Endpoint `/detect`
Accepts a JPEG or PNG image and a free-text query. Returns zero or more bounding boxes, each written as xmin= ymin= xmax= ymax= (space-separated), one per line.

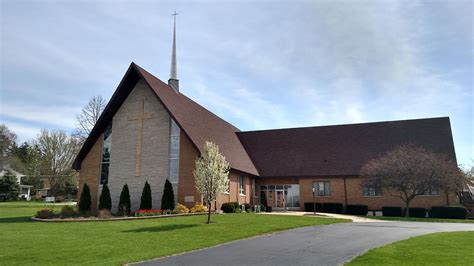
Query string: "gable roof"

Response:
xmin=237 ymin=117 xmax=457 ymax=177
xmin=73 ymin=63 xmax=259 ymax=176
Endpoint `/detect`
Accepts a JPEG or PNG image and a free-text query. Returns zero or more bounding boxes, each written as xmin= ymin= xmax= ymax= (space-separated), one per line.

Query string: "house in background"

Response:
xmin=0 ymin=167 xmax=33 ymax=200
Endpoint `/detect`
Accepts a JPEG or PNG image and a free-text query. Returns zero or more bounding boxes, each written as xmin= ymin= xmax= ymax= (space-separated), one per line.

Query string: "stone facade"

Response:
xmin=108 ymin=79 xmax=171 ymax=211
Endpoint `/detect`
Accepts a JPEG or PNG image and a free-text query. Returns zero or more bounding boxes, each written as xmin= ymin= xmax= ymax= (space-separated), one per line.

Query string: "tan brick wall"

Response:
xmin=78 ymin=134 xmax=103 ymax=214
xmin=108 ymin=79 xmax=171 ymax=211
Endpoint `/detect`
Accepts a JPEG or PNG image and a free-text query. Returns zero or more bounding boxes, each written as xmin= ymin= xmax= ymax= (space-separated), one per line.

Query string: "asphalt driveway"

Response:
xmin=135 ymin=221 xmax=474 ymax=266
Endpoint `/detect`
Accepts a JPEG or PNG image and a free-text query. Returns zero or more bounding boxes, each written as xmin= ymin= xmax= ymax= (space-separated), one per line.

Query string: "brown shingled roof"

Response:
xmin=237 ymin=117 xmax=456 ymax=177
xmin=73 ymin=63 xmax=259 ymax=176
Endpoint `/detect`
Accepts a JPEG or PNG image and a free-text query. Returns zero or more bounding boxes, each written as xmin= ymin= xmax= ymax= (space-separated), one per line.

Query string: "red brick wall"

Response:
xmin=177 ymin=133 xmax=253 ymax=210
xmin=77 ymin=134 xmax=103 ymax=214
xmin=256 ymin=176 xmax=458 ymax=210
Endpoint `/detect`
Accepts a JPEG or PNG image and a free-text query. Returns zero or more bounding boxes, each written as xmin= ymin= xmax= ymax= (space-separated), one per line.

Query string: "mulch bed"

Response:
xmin=31 ymin=212 xmax=209 ymax=222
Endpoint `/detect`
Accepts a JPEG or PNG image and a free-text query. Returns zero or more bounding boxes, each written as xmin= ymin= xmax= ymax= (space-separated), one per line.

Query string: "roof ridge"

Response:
xmin=238 ymin=116 xmax=450 ymax=134
xmin=132 ymin=63 xmax=241 ymax=132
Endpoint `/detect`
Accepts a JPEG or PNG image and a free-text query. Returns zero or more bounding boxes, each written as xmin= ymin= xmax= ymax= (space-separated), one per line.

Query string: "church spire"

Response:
xmin=168 ymin=11 xmax=179 ymax=92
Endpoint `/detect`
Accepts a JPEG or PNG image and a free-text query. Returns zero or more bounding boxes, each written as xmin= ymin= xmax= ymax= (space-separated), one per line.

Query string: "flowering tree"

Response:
xmin=193 ymin=141 xmax=230 ymax=224
xmin=361 ymin=145 xmax=470 ymax=216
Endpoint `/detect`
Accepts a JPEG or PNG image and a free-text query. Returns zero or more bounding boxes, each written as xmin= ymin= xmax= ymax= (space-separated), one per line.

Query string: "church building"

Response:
xmin=72 ymin=19 xmax=458 ymax=213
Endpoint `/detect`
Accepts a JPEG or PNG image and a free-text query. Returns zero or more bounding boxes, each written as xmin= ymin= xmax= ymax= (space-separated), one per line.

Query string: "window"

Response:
xmin=363 ymin=183 xmax=383 ymax=197
xmin=313 ymin=181 xmax=331 ymax=196
xmin=252 ymin=179 xmax=257 ymax=197
xmin=100 ymin=123 xmax=112 ymax=185
xmin=169 ymin=119 xmax=180 ymax=183
xmin=239 ymin=176 xmax=245 ymax=195
xmin=420 ymin=189 xmax=438 ymax=196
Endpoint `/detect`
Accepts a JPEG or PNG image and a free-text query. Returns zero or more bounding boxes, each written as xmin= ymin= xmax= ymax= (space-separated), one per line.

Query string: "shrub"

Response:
xmin=140 ymin=181 xmax=152 ymax=210
xmin=259 ymin=203 xmax=265 ymax=212
xmin=60 ymin=205 xmax=76 ymax=217
xmin=244 ymin=203 xmax=251 ymax=212
xmin=98 ymin=184 xmax=112 ymax=210
xmin=36 ymin=209 xmax=54 ymax=219
xmin=174 ymin=203 xmax=189 ymax=214
xmin=161 ymin=179 xmax=175 ymax=211
xmin=322 ymin=203 xmax=343 ymax=214
xmin=346 ymin=204 xmax=368 ymax=215
xmin=430 ymin=206 xmax=467 ymax=219
xmin=135 ymin=209 xmax=162 ymax=217
xmin=98 ymin=209 xmax=112 ymax=219
xmin=118 ymin=184 xmax=131 ymax=216
xmin=304 ymin=202 xmax=323 ymax=212
xmin=190 ymin=203 xmax=207 ymax=213
xmin=79 ymin=183 xmax=91 ymax=214
xmin=408 ymin=207 xmax=427 ymax=218
xmin=221 ymin=202 xmax=239 ymax=213
xmin=382 ymin=206 xmax=403 ymax=217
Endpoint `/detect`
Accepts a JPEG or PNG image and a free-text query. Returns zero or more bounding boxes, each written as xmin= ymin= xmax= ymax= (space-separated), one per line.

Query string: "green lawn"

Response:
xmin=0 ymin=202 xmax=349 ymax=265
xmin=365 ymin=215 xmax=474 ymax=223
xmin=348 ymin=231 xmax=474 ymax=265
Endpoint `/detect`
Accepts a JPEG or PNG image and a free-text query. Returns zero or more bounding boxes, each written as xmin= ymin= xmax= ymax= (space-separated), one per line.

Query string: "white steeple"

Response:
xmin=168 ymin=11 xmax=179 ymax=92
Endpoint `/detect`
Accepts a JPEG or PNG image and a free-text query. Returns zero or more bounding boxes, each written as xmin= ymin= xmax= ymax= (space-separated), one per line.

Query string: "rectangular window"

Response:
xmin=100 ymin=123 xmax=112 ymax=185
xmin=239 ymin=176 xmax=245 ymax=195
xmin=252 ymin=179 xmax=257 ymax=197
xmin=363 ymin=183 xmax=383 ymax=197
xmin=169 ymin=119 xmax=180 ymax=183
xmin=312 ymin=181 xmax=331 ymax=196
xmin=421 ymin=189 xmax=438 ymax=196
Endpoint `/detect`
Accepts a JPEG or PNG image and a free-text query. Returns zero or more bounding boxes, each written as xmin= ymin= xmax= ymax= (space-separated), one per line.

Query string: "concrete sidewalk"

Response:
xmin=259 ymin=211 xmax=388 ymax=223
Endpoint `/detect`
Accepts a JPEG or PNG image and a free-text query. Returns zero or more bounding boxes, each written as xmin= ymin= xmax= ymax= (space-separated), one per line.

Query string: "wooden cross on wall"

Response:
xmin=128 ymin=99 xmax=153 ymax=177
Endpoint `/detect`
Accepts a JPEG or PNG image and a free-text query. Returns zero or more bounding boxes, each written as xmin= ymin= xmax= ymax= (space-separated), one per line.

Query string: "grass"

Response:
xmin=364 ymin=215 xmax=474 ymax=223
xmin=348 ymin=231 xmax=474 ymax=265
xmin=0 ymin=201 xmax=349 ymax=265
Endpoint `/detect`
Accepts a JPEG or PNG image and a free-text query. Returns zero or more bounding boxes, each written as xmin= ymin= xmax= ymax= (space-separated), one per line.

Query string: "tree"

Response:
xmin=140 ymin=181 xmax=152 ymax=210
xmin=74 ymin=95 xmax=106 ymax=142
xmin=161 ymin=179 xmax=175 ymax=210
xmin=0 ymin=170 xmax=19 ymax=201
xmin=193 ymin=141 xmax=230 ymax=224
xmin=98 ymin=184 xmax=112 ymax=210
xmin=118 ymin=184 xmax=131 ymax=216
xmin=35 ymin=129 xmax=81 ymax=196
xmin=361 ymin=145 xmax=470 ymax=216
xmin=0 ymin=124 xmax=19 ymax=169
xmin=79 ymin=183 xmax=91 ymax=214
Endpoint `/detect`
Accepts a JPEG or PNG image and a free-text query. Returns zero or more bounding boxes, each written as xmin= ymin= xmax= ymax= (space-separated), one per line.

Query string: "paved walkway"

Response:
xmin=259 ymin=211 xmax=386 ymax=223
xmin=135 ymin=221 xmax=474 ymax=266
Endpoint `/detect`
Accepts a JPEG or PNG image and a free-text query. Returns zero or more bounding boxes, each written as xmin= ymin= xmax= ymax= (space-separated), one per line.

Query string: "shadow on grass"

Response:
xmin=0 ymin=216 xmax=33 ymax=223
xmin=123 ymin=224 xmax=199 ymax=233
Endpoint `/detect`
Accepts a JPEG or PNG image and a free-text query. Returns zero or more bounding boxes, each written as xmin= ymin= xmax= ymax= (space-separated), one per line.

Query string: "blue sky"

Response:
xmin=1 ymin=0 xmax=472 ymax=168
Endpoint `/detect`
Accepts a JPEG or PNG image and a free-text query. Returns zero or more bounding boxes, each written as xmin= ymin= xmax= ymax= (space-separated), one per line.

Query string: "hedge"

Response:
xmin=382 ymin=206 xmax=402 ymax=217
xmin=304 ymin=202 xmax=322 ymax=212
xmin=221 ymin=202 xmax=239 ymax=213
xmin=407 ymin=207 xmax=427 ymax=218
xmin=346 ymin=204 xmax=368 ymax=215
xmin=430 ymin=206 xmax=467 ymax=219
xmin=322 ymin=203 xmax=344 ymax=214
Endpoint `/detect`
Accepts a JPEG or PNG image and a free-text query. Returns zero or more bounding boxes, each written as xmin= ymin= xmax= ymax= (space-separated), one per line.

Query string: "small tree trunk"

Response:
xmin=445 ymin=189 xmax=450 ymax=206
xmin=405 ymin=200 xmax=410 ymax=217
xmin=207 ymin=202 xmax=211 ymax=224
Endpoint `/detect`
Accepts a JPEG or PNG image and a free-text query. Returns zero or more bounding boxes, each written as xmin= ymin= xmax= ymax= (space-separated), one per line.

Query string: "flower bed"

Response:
xmin=134 ymin=209 xmax=168 ymax=217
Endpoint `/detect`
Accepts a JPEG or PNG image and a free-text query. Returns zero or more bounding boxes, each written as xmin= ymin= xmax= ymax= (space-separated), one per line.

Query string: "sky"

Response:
xmin=0 ymin=0 xmax=472 ymax=168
